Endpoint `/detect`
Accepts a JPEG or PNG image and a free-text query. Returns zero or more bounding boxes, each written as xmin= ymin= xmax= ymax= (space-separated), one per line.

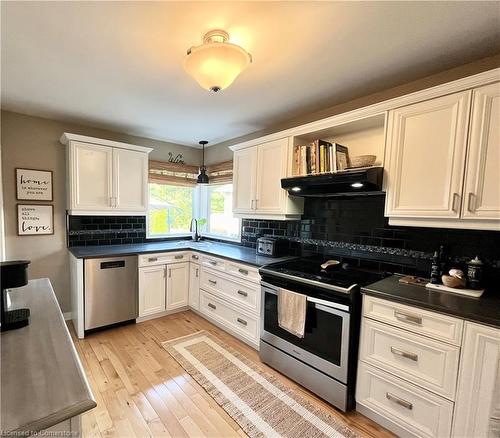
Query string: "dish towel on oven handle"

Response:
xmin=277 ymin=288 xmax=307 ymax=338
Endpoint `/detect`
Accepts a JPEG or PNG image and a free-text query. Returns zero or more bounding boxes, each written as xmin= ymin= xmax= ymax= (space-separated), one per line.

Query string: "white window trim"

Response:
xmin=146 ymin=183 xmax=241 ymax=243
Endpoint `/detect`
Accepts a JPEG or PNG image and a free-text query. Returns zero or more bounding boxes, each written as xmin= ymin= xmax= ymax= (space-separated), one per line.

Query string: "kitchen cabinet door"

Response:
xmin=70 ymin=141 xmax=113 ymax=211
xmin=188 ymin=262 xmax=200 ymax=310
xmin=138 ymin=265 xmax=166 ymax=317
xmin=452 ymin=322 xmax=500 ymax=437
xmin=462 ymin=82 xmax=500 ymax=222
xmin=255 ymin=138 xmax=288 ymax=214
xmin=113 ymin=148 xmax=148 ymax=213
xmin=385 ymin=91 xmax=471 ymax=219
xmin=233 ymin=147 xmax=257 ymax=213
xmin=166 ymin=262 xmax=189 ymax=311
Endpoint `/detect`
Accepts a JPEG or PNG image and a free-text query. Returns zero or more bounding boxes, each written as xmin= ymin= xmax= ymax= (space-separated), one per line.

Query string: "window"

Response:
xmin=203 ymin=184 xmax=241 ymax=241
xmin=148 ymin=183 xmax=194 ymax=237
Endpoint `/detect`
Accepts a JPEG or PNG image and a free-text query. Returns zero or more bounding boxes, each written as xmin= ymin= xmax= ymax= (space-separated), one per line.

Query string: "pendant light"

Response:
xmin=197 ymin=140 xmax=209 ymax=184
xmin=184 ymin=30 xmax=252 ymax=93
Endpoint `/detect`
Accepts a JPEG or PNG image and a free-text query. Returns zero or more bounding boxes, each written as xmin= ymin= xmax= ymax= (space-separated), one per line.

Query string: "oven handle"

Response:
xmin=261 ymin=283 xmax=350 ymax=313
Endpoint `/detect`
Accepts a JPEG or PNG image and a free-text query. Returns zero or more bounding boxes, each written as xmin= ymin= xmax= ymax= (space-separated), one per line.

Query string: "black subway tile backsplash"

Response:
xmin=241 ymin=195 xmax=500 ymax=278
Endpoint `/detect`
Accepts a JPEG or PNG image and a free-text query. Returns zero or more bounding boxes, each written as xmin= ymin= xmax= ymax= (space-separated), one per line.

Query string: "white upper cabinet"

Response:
xmin=461 ymin=82 xmax=500 ymax=221
xmin=113 ymin=148 xmax=149 ymax=212
xmin=385 ymin=91 xmax=471 ymax=219
xmin=61 ymin=133 xmax=152 ymax=215
xmin=231 ymin=138 xmax=303 ymax=220
xmin=71 ymin=141 xmax=114 ymax=212
xmin=233 ymin=146 xmax=257 ymax=214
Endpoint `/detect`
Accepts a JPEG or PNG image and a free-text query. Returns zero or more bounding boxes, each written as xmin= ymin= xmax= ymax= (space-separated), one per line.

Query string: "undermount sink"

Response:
xmin=175 ymin=240 xmax=211 ymax=248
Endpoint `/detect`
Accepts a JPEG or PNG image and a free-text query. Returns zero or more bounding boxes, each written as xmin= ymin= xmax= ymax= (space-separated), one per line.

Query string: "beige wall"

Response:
xmin=211 ymin=53 xmax=500 ymax=151
xmin=0 ymin=110 xmax=200 ymax=312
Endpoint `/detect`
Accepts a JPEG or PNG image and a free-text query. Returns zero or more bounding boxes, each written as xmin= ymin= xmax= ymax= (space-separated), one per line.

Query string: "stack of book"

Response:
xmin=293 ymin=140 xmax=349 ymax=175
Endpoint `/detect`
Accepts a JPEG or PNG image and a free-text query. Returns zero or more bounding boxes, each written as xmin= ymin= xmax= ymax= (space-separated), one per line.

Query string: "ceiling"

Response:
xmin=2 ymin=1 xmax=500 ymax=147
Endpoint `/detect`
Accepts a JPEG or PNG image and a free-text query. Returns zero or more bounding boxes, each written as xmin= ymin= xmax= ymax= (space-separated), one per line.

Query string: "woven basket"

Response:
xmin=349 ymin=155 xmax=376 ymax=168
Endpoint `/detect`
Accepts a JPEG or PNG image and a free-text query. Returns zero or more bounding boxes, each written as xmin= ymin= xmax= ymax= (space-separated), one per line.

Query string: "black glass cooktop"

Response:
xmin=261 ymin=256 xmax=388 ymax=289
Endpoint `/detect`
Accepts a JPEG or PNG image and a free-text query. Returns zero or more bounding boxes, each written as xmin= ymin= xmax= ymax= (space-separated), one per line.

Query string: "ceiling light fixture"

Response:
xmin=184 ymin=29 xmax=252 ymax=93
xmin=197 ymin=140 xmax=209 ymax=184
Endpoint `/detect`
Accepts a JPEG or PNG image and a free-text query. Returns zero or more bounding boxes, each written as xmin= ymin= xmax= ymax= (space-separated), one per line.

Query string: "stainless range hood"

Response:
xmin=281 ymin=166 xmax=383 ymax=197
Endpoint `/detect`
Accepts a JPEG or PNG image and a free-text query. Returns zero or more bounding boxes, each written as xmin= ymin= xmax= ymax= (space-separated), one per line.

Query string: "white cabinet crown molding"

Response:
xmin=229 ymin=68 xmax=500 ymax=152
xmin=60 ymin=132 xmax=153 ymax=154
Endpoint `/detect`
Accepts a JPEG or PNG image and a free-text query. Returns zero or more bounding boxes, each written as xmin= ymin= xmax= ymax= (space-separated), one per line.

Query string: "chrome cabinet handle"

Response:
xmin=251 ymin=200 xmax=255 ymax=210
xmin=209 ymin=260 xmax=217 ymax=266
xmin=163 ymin=267 xmax=167 ymax=278
xmin=238 ymin=268 xmax=249 ymax=275
xmin=394 ymin=310 xmax=422 ymax=325
xmin=208 ymin=279 xmax=217 ymax=285
xmin=196 ymin=268 xmax=199 ymax=277
xmin=109 ymin=196 xmax=113 ymax=207
xmin=148 ymin=257 xmax=158 ymax=262
xmin=468 ymin=192 xmax=476 ymax=212
xmin=237 ymin=317 xmax=247 ymax=326
xmin=391 ymin=346 xmax=418 ymax=362
xmin=452 ymin=193 xmax=460 ymax=212
xmin=174 ymin=255 xmax=184 ymax=259
xmin=255 ymin=199 xmax=258 ymax=209
xmin=168 ymin=269 xmax=171 ymax=278
xmin=386 ymin=392 xmax=413 ymax=410
xmin=237 ymin=290 xmax=248 ymax=297
xmin=208 ymin=303 xmax=216 ymax=310
xmin=192 ymin=254 xmax=199 ymax=260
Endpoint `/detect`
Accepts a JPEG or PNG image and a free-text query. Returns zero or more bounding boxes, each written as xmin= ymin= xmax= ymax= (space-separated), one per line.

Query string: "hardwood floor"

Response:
xmin=71 ymin=310 xmax=394 ymax=438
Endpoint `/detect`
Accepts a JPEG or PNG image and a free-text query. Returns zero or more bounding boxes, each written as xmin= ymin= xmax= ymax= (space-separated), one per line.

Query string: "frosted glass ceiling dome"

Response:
xmin=184 ymin=30 xmax=252 ymax=93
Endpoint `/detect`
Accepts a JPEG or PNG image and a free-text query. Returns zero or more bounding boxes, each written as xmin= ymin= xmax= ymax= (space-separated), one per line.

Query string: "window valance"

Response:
xmin=149 ymin=159 xmax=233 ymax=186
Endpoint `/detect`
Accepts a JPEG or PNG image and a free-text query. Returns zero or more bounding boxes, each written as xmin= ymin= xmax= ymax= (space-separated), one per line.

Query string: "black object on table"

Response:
xmin=1 ymin=260 xmax=31 ymax=331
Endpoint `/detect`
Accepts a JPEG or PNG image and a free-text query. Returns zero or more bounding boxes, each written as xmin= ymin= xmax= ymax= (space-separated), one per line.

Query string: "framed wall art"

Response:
xmin=17 ymin=204 xmax=54 ymax=236
xmin=16 ymin=168 xmax=53 ymax=201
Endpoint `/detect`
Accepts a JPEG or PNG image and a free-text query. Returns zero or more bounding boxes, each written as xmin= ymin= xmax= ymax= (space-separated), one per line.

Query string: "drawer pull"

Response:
xmin=237 ymin=317 xmax=247 ymax=326
xmin=192 ymin=254 xmax=199 ymax=260
xmin=148 ymin=257 xmax=158 ymax=262
xmin=174 ymin=255 xmax=184 ymax=259
xmin=238 ymin=268 xmax=249 ymax=275
xmin=237 ymin=290 xmax=248 ymax=297
xmin=196 ymin=268 xmax=199 ymax=277
xmin=391 ymin=346 xmax=418 ymax=362
xmin=209 ymin=260 xmax=218 ymax=266
xmin=394 ymin=310 xmax=422 ymax=325
xmin=208 ymin=279 xmax=217 ymax=285
xmin=386 ymin=392 xmax=413 ymax=410
xmin=208 ymin=303 xmax=216 ymax=310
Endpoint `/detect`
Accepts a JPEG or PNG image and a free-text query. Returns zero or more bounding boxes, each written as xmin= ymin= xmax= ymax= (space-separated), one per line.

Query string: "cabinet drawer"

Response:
xmin=138 ymin=251 xmax=188 ymax=267
xmin=200 ymin=268 xmax=259 ymax=313
xmin=199 ymin=290 xmax=259 ymax=344
xmin=363 ymin=295 xmax=463 ymax=345
xmin=225 ymin=261 xmax=260 ymax=283
xmin=357 ymin=362 xmax=454 ymax=438
xmin=200 ymin=255 xmax=226 ymax=272
xmin=360 ymin=318 xmax=460 ymax=400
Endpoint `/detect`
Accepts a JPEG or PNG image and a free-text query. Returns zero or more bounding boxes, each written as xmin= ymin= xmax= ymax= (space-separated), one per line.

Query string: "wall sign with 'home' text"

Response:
xmin=17 ymin=204 xmax=54 ymax=235
xmin=16 ymin=168 xmax=53 ymax=201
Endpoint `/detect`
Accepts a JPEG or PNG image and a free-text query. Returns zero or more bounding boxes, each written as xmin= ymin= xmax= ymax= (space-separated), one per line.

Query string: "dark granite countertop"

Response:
xmin=362 ymin=274 xmax=500 ymax=328
xmin=68 ymin=240 xmax=293 ymax=267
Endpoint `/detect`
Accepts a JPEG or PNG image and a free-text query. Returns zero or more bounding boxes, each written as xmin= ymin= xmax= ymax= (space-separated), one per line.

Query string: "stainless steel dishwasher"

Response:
xmin=84 ymin=256 xmax=138 ymax=330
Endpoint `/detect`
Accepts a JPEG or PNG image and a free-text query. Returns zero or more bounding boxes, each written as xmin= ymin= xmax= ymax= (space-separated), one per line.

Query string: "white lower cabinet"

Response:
xmin=452 ymin=322 xmax=500 ymax=438
xmin=189 ymin=262 xmax=200 ymax=310
xmin=138 ymin=265 xmax=166 ymax=317
xmin=358 ymin=295 xmax=500 ymax=438
xmin=166 ymin=262 xmax=189 ymax=311
xmin=357 ymin=363 xmax=454 ymax=438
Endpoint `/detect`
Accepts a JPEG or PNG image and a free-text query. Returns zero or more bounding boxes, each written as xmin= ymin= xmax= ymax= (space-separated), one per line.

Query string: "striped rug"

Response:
xmin=162 ymin=331 xmax=360 ymax=438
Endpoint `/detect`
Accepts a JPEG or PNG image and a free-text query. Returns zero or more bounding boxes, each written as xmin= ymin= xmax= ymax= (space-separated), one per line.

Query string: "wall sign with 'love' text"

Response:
xmin=17 ymin=204 xmax=54 ymax=235
xmin=16 ymin=168 xmax=53 ymax=201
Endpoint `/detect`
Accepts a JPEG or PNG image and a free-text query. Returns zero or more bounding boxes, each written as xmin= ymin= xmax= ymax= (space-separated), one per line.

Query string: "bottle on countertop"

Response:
xmin=430 ymin=251 xmax=440 ymax=284
xmin=467 ymin=256 xmax=484 ymax=290
xmin=438 ymin=245 xmax=447 ymax=277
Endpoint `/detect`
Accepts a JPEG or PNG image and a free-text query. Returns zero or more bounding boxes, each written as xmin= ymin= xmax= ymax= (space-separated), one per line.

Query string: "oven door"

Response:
xmin=261 ymin=282 xmax=350 ymax=384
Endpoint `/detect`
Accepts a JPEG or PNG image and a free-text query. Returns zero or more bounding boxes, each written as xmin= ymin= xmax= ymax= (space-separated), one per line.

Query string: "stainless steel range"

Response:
xmin=259 ymin=256 xmax=387 ymax=412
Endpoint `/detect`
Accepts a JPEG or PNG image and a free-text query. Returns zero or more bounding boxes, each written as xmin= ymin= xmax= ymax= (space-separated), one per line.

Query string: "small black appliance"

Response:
xmin=1 ymin=260 xmax=31 ymax=331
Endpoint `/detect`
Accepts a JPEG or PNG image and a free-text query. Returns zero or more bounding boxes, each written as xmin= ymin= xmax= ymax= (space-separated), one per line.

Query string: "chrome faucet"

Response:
xmin=190 ymin=218 xmax=200 ymax=241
